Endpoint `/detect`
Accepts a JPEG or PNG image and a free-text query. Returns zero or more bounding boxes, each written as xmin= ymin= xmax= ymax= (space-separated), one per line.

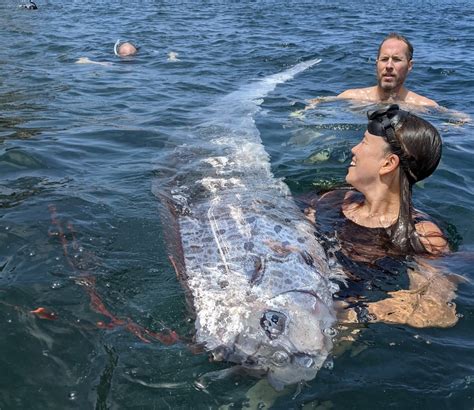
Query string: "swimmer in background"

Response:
xmin=305 ymin=33 xmax=470 ymax=124
xmin=19 ymin=0 xmax=37 ymax=10
xmin=304 ymin=104 xmax=459 ymax=328
xmin=338 ymin=33 xmax=437 ymax=107
xmin=114 ymin=40 xmax=139 ymax=57
xmin=75 ymin=40 xmax=139 ymax=66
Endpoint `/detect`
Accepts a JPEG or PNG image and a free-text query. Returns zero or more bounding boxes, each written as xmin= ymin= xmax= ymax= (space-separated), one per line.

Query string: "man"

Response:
xmin=306 ymin=33 xmax=438 ymax=109
xmin=337 ymin=33 xmax=437 ymax=107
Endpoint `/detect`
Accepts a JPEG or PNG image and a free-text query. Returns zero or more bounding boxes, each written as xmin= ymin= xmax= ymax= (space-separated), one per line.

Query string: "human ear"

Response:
xmin=380 ymin=154 xmax=400 ymax=175
xmin=408 ymin=59 xmax=413 ymax=72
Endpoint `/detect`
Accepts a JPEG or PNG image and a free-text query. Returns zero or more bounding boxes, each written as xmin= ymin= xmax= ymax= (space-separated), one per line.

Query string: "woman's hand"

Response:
xmin=337 ymin=261 xmax=460 ymax=328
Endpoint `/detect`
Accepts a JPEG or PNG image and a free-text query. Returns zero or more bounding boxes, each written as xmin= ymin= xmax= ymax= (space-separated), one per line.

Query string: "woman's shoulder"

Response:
xmin=415 ymin=220 xmax=449 ymax=255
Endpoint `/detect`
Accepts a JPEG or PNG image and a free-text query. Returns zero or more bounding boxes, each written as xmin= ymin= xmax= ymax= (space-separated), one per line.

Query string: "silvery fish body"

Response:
xmin=154 ymin=59 xmax=343 ymax=390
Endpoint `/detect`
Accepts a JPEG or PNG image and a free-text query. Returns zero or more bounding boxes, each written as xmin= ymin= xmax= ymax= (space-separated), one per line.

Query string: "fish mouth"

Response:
xmin=267 ymin=362 xmax=320 ymax=391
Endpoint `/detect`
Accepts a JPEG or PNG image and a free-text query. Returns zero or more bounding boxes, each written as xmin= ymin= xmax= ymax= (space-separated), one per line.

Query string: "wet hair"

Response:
xmin=377 ymin=33 xmax=414 ymax=61
xmin=367 ymin=105 xmax=442 ymax=253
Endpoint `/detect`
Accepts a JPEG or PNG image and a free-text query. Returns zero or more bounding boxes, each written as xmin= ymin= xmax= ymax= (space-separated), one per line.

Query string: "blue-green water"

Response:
xmin=1 ymin=1 xmax=473 ymax=408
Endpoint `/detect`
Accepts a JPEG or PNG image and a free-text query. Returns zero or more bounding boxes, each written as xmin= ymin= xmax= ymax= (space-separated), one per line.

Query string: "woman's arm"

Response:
xmin=338 ymin=259 xmax=460 ymax=328
xmin=415 ymin=220 xmax=449 ymax=255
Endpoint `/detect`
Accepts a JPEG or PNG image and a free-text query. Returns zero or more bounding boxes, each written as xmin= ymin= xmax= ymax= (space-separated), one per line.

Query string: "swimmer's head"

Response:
xmin=114 ymin=40 xmax=138 ymax=57
xmin=377 ymin=32 xmax=413 ymax=62
xmin=366 ymin=104 xmax=443 ymax=253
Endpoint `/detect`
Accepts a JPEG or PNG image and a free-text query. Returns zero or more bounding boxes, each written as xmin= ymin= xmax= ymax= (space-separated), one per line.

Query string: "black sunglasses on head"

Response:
xmin=367 ymin=104 xmax=409 ymax=140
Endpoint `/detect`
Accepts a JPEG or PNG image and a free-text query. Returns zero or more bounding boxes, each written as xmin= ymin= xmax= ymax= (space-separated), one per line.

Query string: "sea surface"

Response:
xmin=1 ymin=1 xmax=473 ymax=409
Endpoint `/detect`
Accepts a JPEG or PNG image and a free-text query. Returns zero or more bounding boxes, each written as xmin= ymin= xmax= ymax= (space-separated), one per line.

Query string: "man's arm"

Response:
xmin=306 ymin=87 xmax=376 ymax=110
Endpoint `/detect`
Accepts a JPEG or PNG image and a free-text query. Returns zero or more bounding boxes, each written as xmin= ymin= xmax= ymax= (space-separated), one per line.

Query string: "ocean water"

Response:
xmin=1 ymin=1 xmax=473 ymax=408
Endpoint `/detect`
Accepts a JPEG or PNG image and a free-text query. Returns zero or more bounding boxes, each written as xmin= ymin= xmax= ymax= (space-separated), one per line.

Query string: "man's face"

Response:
xmin=376 ymin=39 xmax=413 ymax=92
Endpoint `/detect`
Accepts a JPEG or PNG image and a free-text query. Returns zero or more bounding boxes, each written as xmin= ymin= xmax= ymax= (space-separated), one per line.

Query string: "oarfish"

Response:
xmin=153 ymin=59 xmax=344 ymax=390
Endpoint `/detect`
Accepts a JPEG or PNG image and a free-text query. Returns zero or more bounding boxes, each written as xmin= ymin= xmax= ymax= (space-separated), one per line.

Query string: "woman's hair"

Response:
xmin=367 ymin=105 xmax=442 ymax=253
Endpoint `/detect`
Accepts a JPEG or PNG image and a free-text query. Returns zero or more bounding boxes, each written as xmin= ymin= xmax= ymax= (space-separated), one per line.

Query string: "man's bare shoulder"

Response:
xmin=337 ymin=87 xmax=377 ymax=100
xmin=404 ymin=91 xmax=438 ymax=107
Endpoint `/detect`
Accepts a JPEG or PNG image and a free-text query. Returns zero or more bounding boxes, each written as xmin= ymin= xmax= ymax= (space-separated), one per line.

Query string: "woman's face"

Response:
xmin=346 ymin=131 xmax=392 ymax=189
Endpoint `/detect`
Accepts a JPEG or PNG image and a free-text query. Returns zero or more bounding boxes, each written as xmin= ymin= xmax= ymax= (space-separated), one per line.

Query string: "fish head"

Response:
xmin=224 ymin=290 xmax=337 ymax=390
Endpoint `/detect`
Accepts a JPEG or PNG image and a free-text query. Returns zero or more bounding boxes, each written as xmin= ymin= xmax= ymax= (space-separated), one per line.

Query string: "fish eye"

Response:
xmin=260 ymin=310 xmax=286 ymax=340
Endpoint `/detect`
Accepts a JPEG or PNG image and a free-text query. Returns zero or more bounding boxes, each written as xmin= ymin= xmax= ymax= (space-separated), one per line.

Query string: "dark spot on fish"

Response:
xmin=219 ymin=280 xmax=229 ymax=289
xmin=285 ymin=279 xmax=292 ymax=285
xmin=244 ymin=242 xmax=254 ymax=251
xmin=300 ymin=250 xmax=314 ymax=266
xmin=284 ymin=218 xmax=291 ymax=223
xmin=297 ymin=237 xmax=306 ymax=243
xmin=245 ymin=357 xmax=257 ymax=366
xmin=249 ymin=256 xmax=265 ymax=286
xmin=246 ymin=216 xmax=256 ymax=223
xmin=218 ymin=229 xmax=226 ymax=234
xmin=274 ymin=225 xmax=282 ymax=233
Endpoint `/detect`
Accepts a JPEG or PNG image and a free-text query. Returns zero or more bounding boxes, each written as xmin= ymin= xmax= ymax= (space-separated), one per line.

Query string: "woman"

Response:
xmin=306 ymin=104 xmax=458 ymax=327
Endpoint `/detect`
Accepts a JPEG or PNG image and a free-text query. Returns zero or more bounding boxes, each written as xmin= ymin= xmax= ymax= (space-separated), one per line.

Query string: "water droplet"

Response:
xmin=323 ymin=358 xmax=333 ymax=369
xmin=29 ymin=251 xmax=36 ymax=257
xmin=68 ymin=392 xmax=77 ymax=401
xmin=5 ymin=226 xmax=10 ymax=231
xmin=323 ymin=327 xmax=338 ymax=337
xmin=51 ymin=282 xmax=63 ymax=290
xmin=456 ymin=313 xmax=464 ymax=318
